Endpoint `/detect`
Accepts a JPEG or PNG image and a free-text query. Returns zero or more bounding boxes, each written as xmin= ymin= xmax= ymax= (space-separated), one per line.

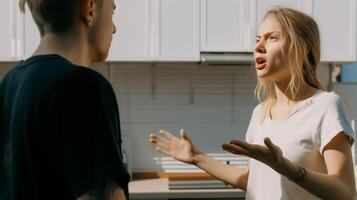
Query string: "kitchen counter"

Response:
xmin=129 ymin=178 xmax=245 ymax=199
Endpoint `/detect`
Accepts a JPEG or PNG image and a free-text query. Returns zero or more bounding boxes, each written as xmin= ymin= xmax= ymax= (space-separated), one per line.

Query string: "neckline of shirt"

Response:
xmin=265 ymin=89 xmax=323 ymax=125
xmin=19 ymin=54 xmax=72 ymax=68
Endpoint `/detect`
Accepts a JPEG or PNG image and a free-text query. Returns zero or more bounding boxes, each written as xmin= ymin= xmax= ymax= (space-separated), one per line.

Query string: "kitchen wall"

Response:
xmin=0 ymin=61 xmax=330 ymax=173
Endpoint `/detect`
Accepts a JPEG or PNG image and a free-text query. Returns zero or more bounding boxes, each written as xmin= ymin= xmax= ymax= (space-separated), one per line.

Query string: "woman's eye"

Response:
xmin=269 ymin=36 xmax=278 ymax=41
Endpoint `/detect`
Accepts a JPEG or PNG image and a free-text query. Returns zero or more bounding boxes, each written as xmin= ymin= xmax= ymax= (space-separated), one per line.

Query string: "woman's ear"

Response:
xmin=80 ymin=0 xmax=96 ymax=26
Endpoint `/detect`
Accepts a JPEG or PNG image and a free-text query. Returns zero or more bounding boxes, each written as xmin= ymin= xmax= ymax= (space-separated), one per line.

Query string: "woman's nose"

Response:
xmin=255 ymin=41 xmax=266 ymax=53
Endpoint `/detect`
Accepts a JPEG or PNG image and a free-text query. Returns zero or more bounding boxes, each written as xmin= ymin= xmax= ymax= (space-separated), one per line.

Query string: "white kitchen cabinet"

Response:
xmin=200 ymin=0 xmax=255 ymax=52
xmin=109 ymin=0 xmax=200 ymax=62
xmin=18 ymin=0 xmax=200 ymax=62
xmin=21 ymin=9 xmax=40 ymax=59
xmin=0 ymin=0 xmax=16 ymax=61
xmin=256 ymin=0 xmax=305 ymax=26
xmin=308 ymin=0 xmax=356 ymax=62
xmin=203 ymin=0 xmax=357 ymax=62
xmin=107 ymin=0 xmax=152 ymax=61
xmin=153 ymin=0 xmax=200 ymax=61
xmin=19 ymin=0 xmax=152 ymax=62
xmin=255 ymin=0 xmax=357 ymax=62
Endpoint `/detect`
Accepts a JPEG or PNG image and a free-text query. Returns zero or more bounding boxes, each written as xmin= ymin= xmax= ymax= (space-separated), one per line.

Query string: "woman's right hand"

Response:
xmin=149 ymin=129 xmax=200 ymax=165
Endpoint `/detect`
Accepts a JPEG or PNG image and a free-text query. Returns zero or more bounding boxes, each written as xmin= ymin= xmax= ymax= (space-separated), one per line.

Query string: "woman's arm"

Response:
xmin=223 ymin=132 xmax=356 ymax=200
xmin=149 ymin=129 xmax=249 ymax=190
xmin=285 ymin=132 xmax=355 ymax=199
xmin=193 ymin=153 xmax=249 ymax=190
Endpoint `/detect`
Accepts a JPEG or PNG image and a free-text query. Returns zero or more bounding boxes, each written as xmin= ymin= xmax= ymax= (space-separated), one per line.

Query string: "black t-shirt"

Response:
xmin=0 ymin=55 xmax=130 ymax=200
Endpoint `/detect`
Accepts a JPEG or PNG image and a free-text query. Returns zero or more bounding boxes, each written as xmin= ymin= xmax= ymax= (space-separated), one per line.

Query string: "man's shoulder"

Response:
xmin=65 ymin=67 xmax=110 ymax=89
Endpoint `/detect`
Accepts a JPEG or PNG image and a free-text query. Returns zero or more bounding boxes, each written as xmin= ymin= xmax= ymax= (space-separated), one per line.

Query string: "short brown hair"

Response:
xmin=19 ymin=0 xmax=86 ymax=36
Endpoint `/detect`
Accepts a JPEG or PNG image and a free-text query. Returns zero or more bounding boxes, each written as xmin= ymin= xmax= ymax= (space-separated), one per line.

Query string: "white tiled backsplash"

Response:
xmin=0 ymin=61 xmax=330 ymax=172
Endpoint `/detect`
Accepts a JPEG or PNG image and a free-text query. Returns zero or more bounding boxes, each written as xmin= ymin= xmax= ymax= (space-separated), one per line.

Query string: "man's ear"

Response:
xmin=80 ymin=0 xmax=96 ymax=26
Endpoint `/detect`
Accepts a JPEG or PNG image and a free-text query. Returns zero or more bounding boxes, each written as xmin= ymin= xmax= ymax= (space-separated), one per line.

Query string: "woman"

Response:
xmin=149 ymin=7 xmax=356 ymax=200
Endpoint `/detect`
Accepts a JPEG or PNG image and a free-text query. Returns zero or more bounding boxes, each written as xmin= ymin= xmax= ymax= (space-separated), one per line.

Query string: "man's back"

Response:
xmin=0 ymin=54 xmax=130 ymax=200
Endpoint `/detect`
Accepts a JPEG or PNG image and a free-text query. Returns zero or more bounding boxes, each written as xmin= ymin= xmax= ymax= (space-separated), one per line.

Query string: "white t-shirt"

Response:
xmin=245 ymin=90 xmax=354 ymax=200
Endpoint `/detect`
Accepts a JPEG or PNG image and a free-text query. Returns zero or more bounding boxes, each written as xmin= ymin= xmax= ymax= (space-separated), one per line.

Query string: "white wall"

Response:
xmin=105 ymin=63 xmax=258 ymax=172
xmin=0 ymin=61 xmax=331 ymax=173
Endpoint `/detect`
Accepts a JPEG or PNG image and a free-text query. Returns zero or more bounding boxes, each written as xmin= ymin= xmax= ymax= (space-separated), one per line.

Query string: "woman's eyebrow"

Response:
xmin=256 ymin=31 xmax=280 ymax=38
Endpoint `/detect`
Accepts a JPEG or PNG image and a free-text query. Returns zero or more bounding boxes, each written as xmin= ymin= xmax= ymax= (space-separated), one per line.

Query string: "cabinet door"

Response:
xmin=0 ymin=0 xmax=15 ymax=61
xmin=310 ymin=0 xmax=356 ymax=62
xmin=107 ymin=0 xmax=151 ymax=61
xmin=22 ymin=9 xmax=41 ymax=59
xmin=153 ymin=0 xmax=200 ymax=61
xmin=256 ymin=0 xmax=304 ymax=26
xmin=201 ymin=0 xmax=254 ymax=52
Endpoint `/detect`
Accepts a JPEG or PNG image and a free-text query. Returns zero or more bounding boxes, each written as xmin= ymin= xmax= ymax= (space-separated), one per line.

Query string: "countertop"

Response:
xmin=129 ymin=178 xmax=245 ymax=199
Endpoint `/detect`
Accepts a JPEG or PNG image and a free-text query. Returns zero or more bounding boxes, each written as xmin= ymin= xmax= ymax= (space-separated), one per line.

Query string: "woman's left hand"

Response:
xmin=222 ymin=138 xmax=287 ymax=173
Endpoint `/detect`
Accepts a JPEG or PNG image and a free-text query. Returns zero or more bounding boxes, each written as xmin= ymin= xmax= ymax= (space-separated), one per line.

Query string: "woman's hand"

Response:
xmin=222 ymin=138 xmax=288 ymax=173
xmin=149 ymin=129 xmax=200 ymax=165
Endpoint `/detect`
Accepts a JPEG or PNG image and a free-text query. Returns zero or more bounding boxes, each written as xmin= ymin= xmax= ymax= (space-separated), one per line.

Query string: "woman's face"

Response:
xmin=254 ymin=15 xmax=290 ymax=82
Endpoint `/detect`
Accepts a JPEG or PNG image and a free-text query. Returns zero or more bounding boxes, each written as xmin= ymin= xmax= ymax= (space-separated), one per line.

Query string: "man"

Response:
xmin=0 ymin=0 xmax=129 ymax=199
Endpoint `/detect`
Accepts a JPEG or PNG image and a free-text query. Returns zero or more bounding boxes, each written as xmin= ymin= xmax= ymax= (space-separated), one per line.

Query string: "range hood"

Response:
xmin=200 ymin=52 xmax=254 ymax=65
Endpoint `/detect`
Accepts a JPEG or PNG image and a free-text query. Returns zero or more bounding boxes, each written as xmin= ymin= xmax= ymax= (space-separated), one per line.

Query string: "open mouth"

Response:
xmin=255 ymin=57 xmax=267 ymax=70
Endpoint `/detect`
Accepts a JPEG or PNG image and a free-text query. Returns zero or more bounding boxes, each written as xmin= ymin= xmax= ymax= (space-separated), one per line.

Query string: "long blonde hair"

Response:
xmin=255 ymin=7 xmax=324 ymax=121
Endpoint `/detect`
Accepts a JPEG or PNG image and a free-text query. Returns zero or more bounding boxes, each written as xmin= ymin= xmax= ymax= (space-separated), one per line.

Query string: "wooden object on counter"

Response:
xmin=129 ymin=178 xmax=245 ymax=199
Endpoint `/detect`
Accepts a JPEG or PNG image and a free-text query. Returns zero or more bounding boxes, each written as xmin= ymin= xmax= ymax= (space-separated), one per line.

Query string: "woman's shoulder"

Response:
xmin=307 ymin=90 xmax=348 ymax=114
xmin=314 ymin=90 xmax=344 ymax=106
xmin=250 ymin=103 xmax=263 ymax=119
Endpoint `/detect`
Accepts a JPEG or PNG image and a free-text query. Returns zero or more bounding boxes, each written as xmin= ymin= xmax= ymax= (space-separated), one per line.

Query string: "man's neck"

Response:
xmin=33 ymin=31 xmax=91 ymax=66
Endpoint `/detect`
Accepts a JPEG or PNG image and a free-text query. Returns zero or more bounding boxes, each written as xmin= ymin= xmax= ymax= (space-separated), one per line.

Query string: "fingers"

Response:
xmin=222 ymin=143 xmax=250 ymax=156
xmin=149 ymin=133 xmax=159 ymax=144
xmin=230 ymin=139 xmax=252 ymax=150
xmin=264 ymin=137 xmax=282 ymax=159
xmin=264 ymin=137 xmax=278 ymax=152
xmin=149 ymin=133 xmax=171 ymax=154
xmin=148 ymin=130 xmax=172 ymax=144
xmin=180 ymin=129 xmax=191 ymax=142
xmin=159 ymin=130 xmax=174 ymax=140
xmin=180 ymin=129 xmax=185 ymax=139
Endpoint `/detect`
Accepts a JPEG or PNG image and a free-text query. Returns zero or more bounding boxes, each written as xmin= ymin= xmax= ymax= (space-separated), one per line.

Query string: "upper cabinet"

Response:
xmin=200 ymin=0 xmax=255 ymax=52
xmin=205 ymin=0 xmax=357 ymax=62
xmin=108 ymin=0 xmax=200 ymax=61
xmin=153 ymin=0 xmax=200 ymax=61
xmin=0 ymin=0 xmax=16 ymax=61
xmin=107 ymin=0 xmax=151 ymax=61
xmin=256 ymin=0 xmax=305 ymax=26
xmin=1 ymin=0 xmax=356 ymax=62
xmin=308 ymin=0 xmax=356 ymax=62
xmin=21 ymin=8 xmax=40 ymax=59
xmin=254 ymin=0 xmax=356 ymax=62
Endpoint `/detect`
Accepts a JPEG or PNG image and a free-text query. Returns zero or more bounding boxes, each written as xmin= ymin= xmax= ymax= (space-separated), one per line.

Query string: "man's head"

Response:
xmin=19 ymin=0 xmax=117 ymax=62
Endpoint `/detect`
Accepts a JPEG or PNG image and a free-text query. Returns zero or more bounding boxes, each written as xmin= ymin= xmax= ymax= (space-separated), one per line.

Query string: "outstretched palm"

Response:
xmin=149 ymin=129 xmax=198 ymax=164
xmin=222 ymin=137 xmax=285 ymax=172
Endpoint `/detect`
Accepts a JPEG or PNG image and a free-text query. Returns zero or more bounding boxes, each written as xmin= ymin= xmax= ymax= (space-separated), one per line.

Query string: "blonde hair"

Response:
xmin=255 ymin=7 xmax=324 ymax=121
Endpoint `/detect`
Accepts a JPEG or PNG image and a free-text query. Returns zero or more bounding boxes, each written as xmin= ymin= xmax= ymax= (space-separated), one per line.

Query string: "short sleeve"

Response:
xmin=56 ymin=68 xmax=130 ymax=198
xmin=245 ymin=104 xmax=261 ymax=143
xmin=319 ymin=94 xmax=354 ymax=153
